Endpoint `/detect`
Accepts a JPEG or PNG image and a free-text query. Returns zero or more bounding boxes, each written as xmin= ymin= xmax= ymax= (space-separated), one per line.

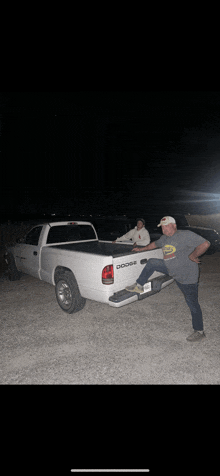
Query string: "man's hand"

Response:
xmin=132 ymin=242 xmax=157 ymax=252
xmin=189 ymin=240 xmax=210 ymax=264
xmin=189 ymin=254 xmax=201 ymax=264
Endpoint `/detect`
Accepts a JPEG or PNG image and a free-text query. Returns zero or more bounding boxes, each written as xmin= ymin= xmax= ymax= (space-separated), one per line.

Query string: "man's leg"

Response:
xmin=126 ymin=258 xmax=169 ymax=292
xmin=175 ymin=281 xmax=203 ymax=331
xmin=137 ymin=258 xmax=169 ymax=286
xmin=175 ymin=281 xmax=205 ymax=341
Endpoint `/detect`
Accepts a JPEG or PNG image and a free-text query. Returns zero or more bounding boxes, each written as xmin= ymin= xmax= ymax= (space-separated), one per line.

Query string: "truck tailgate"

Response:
xmin=113 ymin=247 xmax=164 ymax=291
xmin=109 ymin=247 xmax=174 ymax=307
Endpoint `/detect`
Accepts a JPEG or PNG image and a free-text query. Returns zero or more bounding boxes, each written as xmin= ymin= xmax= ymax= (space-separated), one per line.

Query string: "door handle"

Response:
xmin=140 ymin=258 xmax=148 ymax=264
xmin=33 ymin=251 xmax=38 ymax=256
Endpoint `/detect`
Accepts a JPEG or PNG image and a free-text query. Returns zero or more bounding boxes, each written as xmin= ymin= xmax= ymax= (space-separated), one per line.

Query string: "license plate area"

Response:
xmin=141 ymin=282 xmax=152 ymax=294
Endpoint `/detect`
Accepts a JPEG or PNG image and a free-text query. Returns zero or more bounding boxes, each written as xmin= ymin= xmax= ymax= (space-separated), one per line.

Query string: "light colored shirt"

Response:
xmin=116 ymin=226 xmax=150 ymax=246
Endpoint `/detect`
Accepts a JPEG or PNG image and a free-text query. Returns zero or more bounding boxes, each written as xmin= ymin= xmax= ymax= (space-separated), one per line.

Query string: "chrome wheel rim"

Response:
xmin=57 ymin=280 xmax=72 ymax=309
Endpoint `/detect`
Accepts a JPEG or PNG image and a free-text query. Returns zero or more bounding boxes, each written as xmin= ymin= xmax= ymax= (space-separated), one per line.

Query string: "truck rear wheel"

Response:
xmin=55 ymin=270 xmax=86 ymax=313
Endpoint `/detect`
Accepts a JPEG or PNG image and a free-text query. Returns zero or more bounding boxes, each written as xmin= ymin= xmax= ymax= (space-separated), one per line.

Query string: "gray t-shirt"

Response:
xmin=155 ymin=230 xmax=208 ymax=284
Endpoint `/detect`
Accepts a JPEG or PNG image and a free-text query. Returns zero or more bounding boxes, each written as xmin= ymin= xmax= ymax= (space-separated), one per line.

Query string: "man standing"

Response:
xmin=126 ymin=216 xmax=210 ymax=342
xmin=112 ymin=218 xmax=150 ymax=246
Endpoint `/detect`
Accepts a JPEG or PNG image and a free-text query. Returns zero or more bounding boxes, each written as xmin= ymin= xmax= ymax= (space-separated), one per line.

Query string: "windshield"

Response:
xmin=46 ymin=224 xmax=96 ymax=244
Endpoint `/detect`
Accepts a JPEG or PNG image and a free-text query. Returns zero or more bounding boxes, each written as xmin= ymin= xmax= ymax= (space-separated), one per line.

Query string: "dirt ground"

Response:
xmin=0 ymin=251 xmax=220 ymax=384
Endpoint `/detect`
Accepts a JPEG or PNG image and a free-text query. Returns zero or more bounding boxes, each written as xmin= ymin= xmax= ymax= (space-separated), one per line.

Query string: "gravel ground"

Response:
xmin=0 ymin=251 xmax=220 ymax=385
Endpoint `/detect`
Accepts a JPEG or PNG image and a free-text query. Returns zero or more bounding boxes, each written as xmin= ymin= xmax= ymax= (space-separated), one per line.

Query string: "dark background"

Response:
xmin=1 ymin=91 xmax=220 ymax=224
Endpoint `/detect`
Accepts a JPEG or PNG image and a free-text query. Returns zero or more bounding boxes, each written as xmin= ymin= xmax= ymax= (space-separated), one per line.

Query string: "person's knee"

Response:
xmin=147 ymin=258 xmax=157 ymax=265
xmin=147 ymin=258 xmax=165 ymax=269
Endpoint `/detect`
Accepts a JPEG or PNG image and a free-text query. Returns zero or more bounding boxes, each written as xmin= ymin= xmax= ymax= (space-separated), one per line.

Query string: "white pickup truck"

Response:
xmin=4 ymin=221 xmax=174 ymax=314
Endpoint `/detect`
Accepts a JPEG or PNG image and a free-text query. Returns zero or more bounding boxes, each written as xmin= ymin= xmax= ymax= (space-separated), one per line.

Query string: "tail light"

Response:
xmin=102 ymin=265 xmax=114 ymax=284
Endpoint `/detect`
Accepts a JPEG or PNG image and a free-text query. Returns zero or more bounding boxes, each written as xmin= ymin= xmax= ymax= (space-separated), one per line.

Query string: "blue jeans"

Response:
xmin=136 ymin=258 xmax=203 ymax=331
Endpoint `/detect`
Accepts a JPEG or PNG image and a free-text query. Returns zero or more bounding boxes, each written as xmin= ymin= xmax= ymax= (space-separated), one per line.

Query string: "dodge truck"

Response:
xmin=4 ymin=221 xmax=174 ymax=314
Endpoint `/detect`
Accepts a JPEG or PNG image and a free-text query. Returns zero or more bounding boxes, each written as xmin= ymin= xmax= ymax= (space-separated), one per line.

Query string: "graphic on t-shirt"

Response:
xmin=162 ymin=245 xmax=176 ymax=260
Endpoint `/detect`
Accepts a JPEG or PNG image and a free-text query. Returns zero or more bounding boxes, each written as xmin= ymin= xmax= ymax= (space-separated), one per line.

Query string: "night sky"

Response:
xmin=1 ymin=91 xmax=220 ymax=222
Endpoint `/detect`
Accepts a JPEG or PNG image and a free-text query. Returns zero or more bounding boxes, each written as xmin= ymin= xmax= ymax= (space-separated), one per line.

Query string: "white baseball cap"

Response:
xmin=157 ymin=216 xmax=176 ymax=227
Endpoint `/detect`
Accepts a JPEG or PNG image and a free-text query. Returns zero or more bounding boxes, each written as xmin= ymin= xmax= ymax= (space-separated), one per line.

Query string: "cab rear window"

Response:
xmin=47 ymin=225 xmax=96 ymax=244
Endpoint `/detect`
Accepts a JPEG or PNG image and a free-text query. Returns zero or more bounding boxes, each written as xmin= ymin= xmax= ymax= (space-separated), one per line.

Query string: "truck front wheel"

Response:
xmin=55 ymin=270 xmax=86 ymax=313
xmin=4 ymin=252 xmax=21 ymax=281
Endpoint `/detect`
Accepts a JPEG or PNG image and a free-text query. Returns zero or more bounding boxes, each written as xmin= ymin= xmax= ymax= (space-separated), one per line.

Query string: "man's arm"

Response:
xmin=132 ymin=242 xmax=157 ymax=252
xmin=188 ymin=240 xmax=210 ymax=263
xmin=112 ymin=229 xmax=134 ymax=244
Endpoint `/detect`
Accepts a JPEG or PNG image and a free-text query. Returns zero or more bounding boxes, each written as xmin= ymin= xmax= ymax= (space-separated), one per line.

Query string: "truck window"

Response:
xmin=46 ymin=224 xmax=96 ymax=244
xmin=25 ymin=226 xmax=43 ymax=245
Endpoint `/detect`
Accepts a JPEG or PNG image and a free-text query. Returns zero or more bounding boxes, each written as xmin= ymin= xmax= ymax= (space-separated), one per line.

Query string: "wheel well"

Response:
xmin=54 ymin=266 xmax=73 ymax=284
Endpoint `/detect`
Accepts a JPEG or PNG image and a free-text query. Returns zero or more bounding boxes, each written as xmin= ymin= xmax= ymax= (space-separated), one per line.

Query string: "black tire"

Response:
xmin=55 ymin=269 xmax=86 ymax=313
xmin=5 ymin=252 xmax=21 ymax=281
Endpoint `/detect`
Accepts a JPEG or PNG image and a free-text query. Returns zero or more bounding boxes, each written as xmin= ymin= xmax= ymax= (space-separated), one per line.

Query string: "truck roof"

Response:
xmin=42 ymin=221 xmax=93 ymax=227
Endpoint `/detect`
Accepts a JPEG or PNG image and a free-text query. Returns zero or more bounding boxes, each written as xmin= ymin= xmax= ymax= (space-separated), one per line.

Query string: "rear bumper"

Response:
xmin=108 ymin=274 xmax=174 ymax=307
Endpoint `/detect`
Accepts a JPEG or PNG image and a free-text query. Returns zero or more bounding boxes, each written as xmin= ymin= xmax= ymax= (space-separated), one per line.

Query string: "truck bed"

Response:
xmin=49 ymin=241 xmax=137 ymax=257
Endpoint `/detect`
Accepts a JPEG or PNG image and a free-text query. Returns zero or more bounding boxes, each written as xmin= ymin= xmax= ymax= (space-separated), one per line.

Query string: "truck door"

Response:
xmin=16 ymin=226 xmax=43 ymax=279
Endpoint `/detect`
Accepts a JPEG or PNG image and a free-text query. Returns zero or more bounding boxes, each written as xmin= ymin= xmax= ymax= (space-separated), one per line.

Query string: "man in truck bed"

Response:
xmin=112 ymin=218 xmax=150 ymax=246
xmin=126 ymin=216 xmax=210 ymax=342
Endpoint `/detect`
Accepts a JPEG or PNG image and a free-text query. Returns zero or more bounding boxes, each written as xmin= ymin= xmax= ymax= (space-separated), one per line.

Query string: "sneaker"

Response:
xmin=186 ymin=331 xmax=206 ymax=342
xmin=125 ymin=283 xmax=144 ymax=293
